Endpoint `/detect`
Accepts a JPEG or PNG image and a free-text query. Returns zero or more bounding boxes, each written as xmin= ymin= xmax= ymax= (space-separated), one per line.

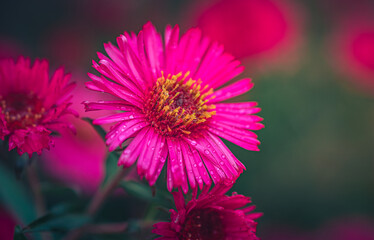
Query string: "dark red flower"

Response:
xmin=153 ymin=184 xmax=262 ymax=239
xmin=0 ymin=57 xmax=77 ymax=156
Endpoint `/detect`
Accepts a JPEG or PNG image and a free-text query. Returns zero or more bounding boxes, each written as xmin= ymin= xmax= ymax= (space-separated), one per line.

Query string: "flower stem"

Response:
xmin=87 ymin=167 xmax=128 ymax=216
xmin=63 ymin=167 xmax=128 ymax=240
xmin=26 ymin=160 xmax=52 ymax=240
xmin=26 ymin=162 xmax=46 ymax=216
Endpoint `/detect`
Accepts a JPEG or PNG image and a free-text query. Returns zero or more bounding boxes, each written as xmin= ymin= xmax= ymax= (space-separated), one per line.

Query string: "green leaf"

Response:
xmin=119 ymin=181 xmax=170 ymax=207
xmin=82 ymin=117 xmax=107 ymax=141
xmin=101 ymin=151 xmax=121 ymax=186
xmin=41 ymin=183 xmax=79 ymax=201
xmin=23 ymin=213 xmax=90 ymax=233
xmin=22 ymin=203 xmax=90 ymax=233
xmin=0 ymin=162 xmax=36 ymax=224
xmin=14 ymin=226 xmax=28 ymax=240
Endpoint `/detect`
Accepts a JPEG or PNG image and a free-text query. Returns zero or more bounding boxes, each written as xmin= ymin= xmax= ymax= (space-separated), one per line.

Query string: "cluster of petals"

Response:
xmin=0 ymin=57 xmax=76 ymax=156
xmin=85 ymin=22 xmax=264 ymax=193
xmin=153 ymin=183 xmax=262 ymax=240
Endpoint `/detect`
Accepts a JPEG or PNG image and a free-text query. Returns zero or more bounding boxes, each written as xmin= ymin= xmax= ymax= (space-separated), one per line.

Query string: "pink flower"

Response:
xmin=42 ymin=118 xmax=106 ymax=194
xmin=189 ymin=0 xmax=302 ymax=62
xmin=153 ymin=183 xmax=262 ymax=239
xmin=0 ymin=57 xmax=77 ymax=156
xmin=85 ymin=22 xmax=264 ymax=192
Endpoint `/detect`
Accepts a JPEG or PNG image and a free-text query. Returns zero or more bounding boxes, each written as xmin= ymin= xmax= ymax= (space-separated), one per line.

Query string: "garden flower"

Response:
xmin=84 ymin=22 xmax=263 ymax=192
xmin=0 ymin=57 xmax=76 ymax=156
xmin=152 ymin=183 xmax=262 ymax=240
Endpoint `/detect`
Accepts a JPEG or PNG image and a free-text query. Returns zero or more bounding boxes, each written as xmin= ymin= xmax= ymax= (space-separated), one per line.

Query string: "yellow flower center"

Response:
xmin=0 ymin=93 xmax=45 ymax=130
xmin=144 ymin=72 xmax=215 ymax=137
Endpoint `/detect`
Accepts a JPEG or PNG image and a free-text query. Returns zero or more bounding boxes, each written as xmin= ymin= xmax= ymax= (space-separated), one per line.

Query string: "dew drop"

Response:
xmin=190 ymin=140 xmax=197 ymax=146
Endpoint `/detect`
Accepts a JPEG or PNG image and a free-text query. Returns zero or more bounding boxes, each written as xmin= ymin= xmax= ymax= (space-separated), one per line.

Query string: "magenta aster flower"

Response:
xmin=84 ymin=22 xmax=264 ymax=192
xmin=0 ymin=57 xmax=76 ymax=156
xmin=153 ymin=184 xmax=262 ymax=240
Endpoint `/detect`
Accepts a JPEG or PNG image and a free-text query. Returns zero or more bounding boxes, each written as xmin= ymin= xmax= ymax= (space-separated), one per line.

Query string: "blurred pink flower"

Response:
xmin=42 ymin=80 xmax=111 ymax=194
xmin=189 ymin=0 xmax=303 ymax=65
xmin=329 ymin=13 xmax=374 ymax=94
xmin=153 ymin=183 xmax=261 ymax=239
xmin=0 ymin=57 xmax=76 ymax=156
xmin=85 ymin=22 xmax=263 ymax=193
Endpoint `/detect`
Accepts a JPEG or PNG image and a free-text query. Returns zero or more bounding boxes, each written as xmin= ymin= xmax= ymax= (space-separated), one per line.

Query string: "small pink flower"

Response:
xmin=0 ymin=57 xmax=77 ymax=156
xmin=153 ymin=183 xmax=262 ymax=240
xmin=85 ymin=22 xmax=264 ymax=192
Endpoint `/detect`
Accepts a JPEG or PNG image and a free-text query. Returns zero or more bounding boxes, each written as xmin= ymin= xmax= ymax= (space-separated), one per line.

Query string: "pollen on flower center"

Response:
xmin=178 ymin=208 xmax=225 ymax=240
xmin=143 ymin=72 xmax=216 ymax=137
xmin=0 ymin=92 xmax=45 ymax=130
